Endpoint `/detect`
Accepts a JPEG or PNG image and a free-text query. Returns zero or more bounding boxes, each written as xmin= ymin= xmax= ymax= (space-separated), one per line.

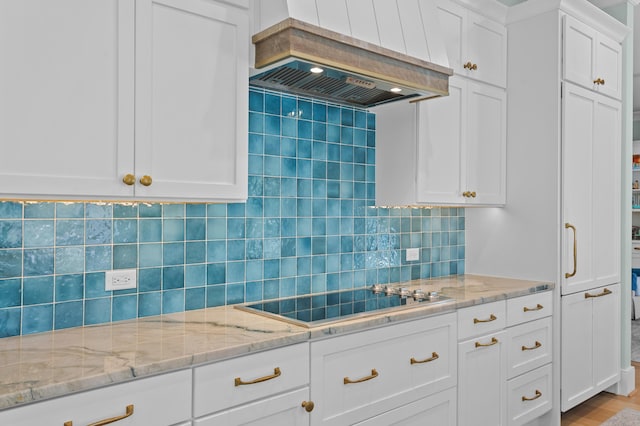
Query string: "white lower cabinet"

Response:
xmin=193 ymin=388 xmax=310 ymax=426
xmin=310 ymin=313 xmax=457 ymax=426
xmin=0 ymin=370 xmax=192 ymax=426
xmin=561 ymin=283 xmax=620 ymax=411
xmin=458 ymin=330 xmax=508 ymax=426
xmin=507 ymin=364 xmax=552 ymax=426
xmin=193 ymin=343 xmax=311 ymax=424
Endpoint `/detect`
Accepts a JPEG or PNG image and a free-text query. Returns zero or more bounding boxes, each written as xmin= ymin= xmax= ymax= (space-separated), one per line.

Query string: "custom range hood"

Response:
xmin=250 ymin=1 xmax=453 ymax=108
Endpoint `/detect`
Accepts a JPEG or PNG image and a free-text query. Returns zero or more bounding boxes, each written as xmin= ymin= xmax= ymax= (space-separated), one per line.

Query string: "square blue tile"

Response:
xmin=85 ymin=298 xmax=111 ymax=325
xmin=139 ymin=243 xmax=162 ymax=268
xmin=0 ymin=202 xmax=22 ymax=219
xmin=23 ymin=248 xmax=54 ymax=276
xmin=186 ymin=264 xmax=206 ymax=287
xmin=207 ymin=240 xmax=226 ymax=262
xmin=226 ymin=283 xmax=244 ymax=304
xmin=113 ymin=203 xmax=138 ymax=218
xmin=249 ymin=89 xmax=264 ymax=112
xmin=163 ymin=204 xmax=185 ymax=218
xmin=206 ymin=285 xmax=225 ymax=307
xmin=227 ymin=239 xmax=245 ymax=261
xmin=85 ymin=246 xmax=112 ymax=272
xmin=163 ymin=242 xmax=184 ymax=266
xmin=186 ymin=204 xmax=206 ymax=218
xmin=112 ymin=296 xmax=137 ymax=321
xmin=185 ymin=287 xmax=205 ymax=311
xmin=186 ymin=219 xmax=206 ymax=241
xmin=114 ymin=244 xmax=137 ymax=269
xmin=0 ymin=220 xmax=22 ymax=248
xmin=23 ymin=276 xmax=54 ymax=305
xmin=23 ymin=220 xmax=54 ymax=248
xmin=0 ymin=279 xmax=21 ymax=308
xmin=55 ymin=247 xmax=85 ymax=274
xmin=139 ymin=203 xmax=162 ymax=217
xmin=55 ymin=274 xmax=83 ymax=302
xmin=56 ymin=220 xmax=84 ymax=246
xmin=22 ymin=304 xmax=53 ymax=334
xmin=207 ymin=263 xmax=226 ymax=285
xmin=85 ymin=273 xmax=109 ymax=298
xmin=139 ymin=219 xmax=162 ymax=242
xmin=163 ymin=219 xmax=185 ymax=242
xmin=85 ymin=220 xmax=112 ymax=245
xmin=85 ymin=203 xmax=112 ymax=218
xmin=25 ymin=203 xmax=54 ymax=218
xmin=245 ymin=239 xmax=263 ymax=260
xmin=246 ymin=260 xmax=263 ymax=281
xmin=138 ymin=292 xmax=161 ymax=317
xmin=163 ymin=289 xmax=185 ymax=314
xmin=0 ymin=308 xmax=20 ymax=337
xmin=186 ymin=241 xmax=206 ymax=264
xmin=114 ymin=219 xmax=137 ymax=243
xmin=56 ymin=203 xmax=84 ymax=219
xmin=139 ymin=268 xmax=162 ymax=292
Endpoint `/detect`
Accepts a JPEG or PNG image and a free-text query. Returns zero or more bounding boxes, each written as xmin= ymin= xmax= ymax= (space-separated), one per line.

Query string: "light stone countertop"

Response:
xmin=0 ymin=274 xmax=553 ymax=411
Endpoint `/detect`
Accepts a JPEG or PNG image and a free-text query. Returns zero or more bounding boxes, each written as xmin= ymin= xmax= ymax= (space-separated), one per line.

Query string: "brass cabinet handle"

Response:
xmin=410 ymin=352 xmax=439 ymax=365
xmin=522 ymin=341 xmax=542 ymax=351
xmin=593 ymin=78 xmax=605 ymax=85
xmin=470 ymin=191 xmax=476 ymax=198
xmin=463 ymin=61 xmax=478 ymax=70
xmin=523 ymin=304 xmax=543 ymax=312
xmin=585 ymin=288 xmax=612 ymax=299
xmin=122 ymin=174 xmax=135 ymax=186
xmin=475 ymin=337 xmax=499 ymax=348
xmin=301 ymin=400 xmax=315 ymax=413
xmin=64 ymin=405 xmax=134 ymax=426
xmin=344 ymin=369 xmax=379 ymax=385
xmin=522 ymin=390 xmax=542 ymax=402
xmin=139 ymin=175 xmax=153 ymax=186
xmin=462 ymin=191 xmax=477 ymax=198
xmin=565 ymin=223 xmax=577 ymax=278
xmin=634 ymin=247 xmax=640 ymax=251
xmin=234 ymin=367 xmax=281 ymax=386
xmin=474 ymin=314 xmax=497 ymax=324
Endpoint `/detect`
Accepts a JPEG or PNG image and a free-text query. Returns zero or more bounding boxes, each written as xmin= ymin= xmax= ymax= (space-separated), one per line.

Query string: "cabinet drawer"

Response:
xmin=507 ymin=364 xmax=552 ymax=426
xmin=507 ymin=292 xmax=552 ymax=326
xmin=458 ymin=300 xmax=506 ymax=340
xmin=506 ymin=317 xmax=552 ymax=379
xmin=0 ymin=370 xmax=192 ymax=426
xmin=193 ymin=343 xmax=309 ymax=417
xmin=311 ymin=313 xmax=456 ymax=426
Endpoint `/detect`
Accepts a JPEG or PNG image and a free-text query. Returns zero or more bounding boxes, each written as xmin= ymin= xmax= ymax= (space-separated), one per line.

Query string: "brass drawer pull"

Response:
xmin=301 ymin=400 xmax=315 ymax=412
xmin=522 ymin=341 xmax=542 ymax=351
xmin=474 ymin=314 xmax=497 ymax=324
xmin=475 ymin=337 xmax=499 ymax=348
xmin=122 ymin=174 xmax=135 ymax=186
xmin=344 ymin=369 xmax=379 ymax=385
xmin=593 ymin=77 xmax=605 ymax=85
xmin=410 ymin=352 xmax=439 ymax=365
xmin=523 ymin=304 xmax=543 ymax=312
xmin=235 ymin=367 xmax=281 ymax=386
xmin=585 ymin=288 xmax=612 ymax=298
xmin=139 ymin=175 xmax=153 ymax=186
xmin=522 ymin=390 xmax=542 ymax=402
xmin=64 ymin=404 xmax=134 ymax=426
xmin=565 ymin=223 xmax=577 ymax=278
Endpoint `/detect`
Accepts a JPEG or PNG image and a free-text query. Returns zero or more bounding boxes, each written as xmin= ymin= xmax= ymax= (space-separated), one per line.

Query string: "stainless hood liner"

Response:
xmin=250 ymin=18 xmax=452 ymax=108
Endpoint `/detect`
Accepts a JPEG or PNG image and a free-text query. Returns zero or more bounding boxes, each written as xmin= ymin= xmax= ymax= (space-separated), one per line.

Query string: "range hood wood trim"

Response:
xmin=253 ymin=18 xmax=452 ymax=97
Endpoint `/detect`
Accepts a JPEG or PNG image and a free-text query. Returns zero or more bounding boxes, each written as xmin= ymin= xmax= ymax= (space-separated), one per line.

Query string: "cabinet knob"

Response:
xmin=301 ymin=400 xmax=315 ymax=412
xmin=463 ymin=61 xmax=478 ymax=71
xmin=122 ymin=174 xmax=136 ymax=186
xmin=462 ymin=191 xmax=470 ymax=197
xmin=470 ymin=191 xmax=476 ymax=198
xmin=593 ymin=77 xmax=605 ymax=85
xmin=139 ymin=175 xmax=153 ymax=186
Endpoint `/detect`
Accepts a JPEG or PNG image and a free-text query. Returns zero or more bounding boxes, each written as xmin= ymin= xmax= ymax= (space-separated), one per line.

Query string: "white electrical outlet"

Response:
xmin=406 ymin=248 xmax=420 ymax=262
xmin=105 ymin=269 xmax=137 ymax=291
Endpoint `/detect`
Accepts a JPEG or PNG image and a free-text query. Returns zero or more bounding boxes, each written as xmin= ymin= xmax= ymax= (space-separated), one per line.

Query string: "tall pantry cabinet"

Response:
xmin=464 ymin=0 xmax=627 ymax=421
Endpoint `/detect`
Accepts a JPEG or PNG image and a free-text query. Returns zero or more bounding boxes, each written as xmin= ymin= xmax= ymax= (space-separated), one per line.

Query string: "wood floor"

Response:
xmin=561 ymin=362 xmax=640 ymax=425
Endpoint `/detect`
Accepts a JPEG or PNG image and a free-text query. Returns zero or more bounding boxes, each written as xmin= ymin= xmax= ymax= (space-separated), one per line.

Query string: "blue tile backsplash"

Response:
xmin=0 ymin=88 xmax=465 ymax=338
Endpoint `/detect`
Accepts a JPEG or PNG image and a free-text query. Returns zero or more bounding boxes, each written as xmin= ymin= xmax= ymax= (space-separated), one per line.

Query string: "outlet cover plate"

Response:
xmin=105 ymin=269 xmax=137 ymax=291
xmin=406 ymin=248 xmax=420 ymax=262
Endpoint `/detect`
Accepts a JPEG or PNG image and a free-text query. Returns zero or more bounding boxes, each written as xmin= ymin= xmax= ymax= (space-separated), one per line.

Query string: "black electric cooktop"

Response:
xmin=236 ymin=286 xmax=454 ymax=328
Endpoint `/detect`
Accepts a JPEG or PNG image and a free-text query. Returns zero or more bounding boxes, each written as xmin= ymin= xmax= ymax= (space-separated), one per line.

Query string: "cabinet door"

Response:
xmin=353 ymin=387 xmax=457 ymax=426
xmin=458 ymin=330 xmax=507 ymax=426
xmin=0 ymin=0 xmax=135 ymax=199
xmin=562 ymin=83 xmax=620 ymax=295
xmin=0 ymin=370 xmax=192 ymax=426
xmin=561 ymin=284 xmax=620 ymax=411
xmin=194 ymin=388 xmax=310 ymax=426
xmin=563 ymin=15 xmax=621 ymax=100
xmin=416 ymin=76 xmax=465 ymax=204
xmin=135 ymin=0 xmax=248 ymax=201
xmin=466 ymin=11 xmax=507 ymax=88
xmin=466 ymin=81 xmax=507 ymax=205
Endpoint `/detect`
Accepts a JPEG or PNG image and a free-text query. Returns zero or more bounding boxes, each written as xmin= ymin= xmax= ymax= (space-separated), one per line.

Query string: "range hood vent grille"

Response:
xmin=251 ymin=19 xmax=452 ymax=108
xmin=251 ymin=62 xmax=403 ymax=107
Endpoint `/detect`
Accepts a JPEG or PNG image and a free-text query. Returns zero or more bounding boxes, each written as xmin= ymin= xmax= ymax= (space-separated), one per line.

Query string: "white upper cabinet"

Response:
xmin=436 ymin=0 xmax=507 ymax=88
xmin=375 ymin=75 xmax=506 ymax=206
xmin=563 ymin=15 xmax=622 ymax=100
xmin=0 ymin=0 xmax=248 ymax=202
xmin=135 ymin=0 xmax=248 ymax=201
xmin=0 ymin=0 xmax=135 ymax=199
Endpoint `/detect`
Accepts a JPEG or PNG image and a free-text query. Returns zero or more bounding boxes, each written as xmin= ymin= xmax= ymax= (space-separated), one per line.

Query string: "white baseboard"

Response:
xmin=607 ymin=366 xmax=636 ymax=396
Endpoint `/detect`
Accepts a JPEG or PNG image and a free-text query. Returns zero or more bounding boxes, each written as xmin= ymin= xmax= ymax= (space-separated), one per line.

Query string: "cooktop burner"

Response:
xmin=236 ymin=285 xmax=454 ymax=327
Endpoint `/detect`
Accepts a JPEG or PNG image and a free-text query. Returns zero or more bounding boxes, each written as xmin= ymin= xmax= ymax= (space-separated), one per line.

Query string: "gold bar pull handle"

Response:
xmin=523 ymin=304 xmax=543 ymax=312
xmin=522 ymin=341 xmax=542 ymax=351
xmin=235 ymin=367 xmax=281 ymax=386
xmin=585 ymin=288 xmax=612 ymax=299
xmin=410 ymin=352 xmax=439 ymax=365
xmin=344 ymin=369 xmax=379 ymax=385
xmin=475 ymin=337 xmax=499 ymax=348
xmin=565 ymin=223 xmax=577 ymax=278
xmin=593 ymin=78 xmax=605 ymax=85
xmin=522 ymin=390 xmax=542 ymax=402
xmin=64 ymin=405 xmax=135 ymax=426
xmin=474 ymin=314 xmax=497 ymax=324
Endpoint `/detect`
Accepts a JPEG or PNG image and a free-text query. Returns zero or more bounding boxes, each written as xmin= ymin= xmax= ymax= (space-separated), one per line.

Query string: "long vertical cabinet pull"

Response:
xmin=565 ymin=223 xmax=577 ymax=278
